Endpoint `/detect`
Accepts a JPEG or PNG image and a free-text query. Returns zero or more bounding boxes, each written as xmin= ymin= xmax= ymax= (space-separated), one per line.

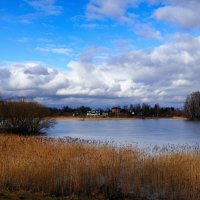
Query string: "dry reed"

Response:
xmin=0 ymin=135 xmax=200 ymax=199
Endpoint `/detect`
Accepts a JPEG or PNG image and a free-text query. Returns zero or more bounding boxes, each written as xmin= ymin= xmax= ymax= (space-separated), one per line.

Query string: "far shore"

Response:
xmin=52 ymin=116 xmax=187 ymax=121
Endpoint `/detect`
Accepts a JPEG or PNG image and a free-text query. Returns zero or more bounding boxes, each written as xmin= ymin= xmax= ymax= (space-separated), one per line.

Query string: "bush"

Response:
xmin=184 ymin=91 xmax=200 ymax=120
xmin=0 ymin=100 xmax=55 ymax=135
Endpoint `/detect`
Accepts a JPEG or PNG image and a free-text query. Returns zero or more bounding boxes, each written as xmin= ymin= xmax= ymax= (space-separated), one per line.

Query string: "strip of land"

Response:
xmin=52 ymin=116 xmax=187 ymax=121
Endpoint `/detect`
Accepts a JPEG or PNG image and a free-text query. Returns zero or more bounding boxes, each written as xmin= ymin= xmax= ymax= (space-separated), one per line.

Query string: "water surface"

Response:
xmin=48 ymin=119 xmax=200 ymax=146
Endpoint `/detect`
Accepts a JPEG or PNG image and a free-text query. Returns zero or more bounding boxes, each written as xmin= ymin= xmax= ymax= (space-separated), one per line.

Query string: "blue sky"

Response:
xmin=0 ymin=0 xmax=200 ymax=108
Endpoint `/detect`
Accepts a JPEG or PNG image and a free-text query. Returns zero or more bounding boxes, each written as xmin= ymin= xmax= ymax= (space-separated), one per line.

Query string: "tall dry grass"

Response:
xmin=0 ymin=135 xmax=200 ymax=199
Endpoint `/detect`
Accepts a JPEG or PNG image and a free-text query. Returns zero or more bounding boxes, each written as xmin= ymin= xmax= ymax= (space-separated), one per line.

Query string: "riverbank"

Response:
xmin=52 ymin=116 xmax=187 ymax=121
xmin=0 ymin=135 xmax=199 ymax=200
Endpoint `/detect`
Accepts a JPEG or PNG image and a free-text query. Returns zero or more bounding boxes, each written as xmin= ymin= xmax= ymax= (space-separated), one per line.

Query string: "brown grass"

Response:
xmin=0 ymin=135 xmax=199 ymax=199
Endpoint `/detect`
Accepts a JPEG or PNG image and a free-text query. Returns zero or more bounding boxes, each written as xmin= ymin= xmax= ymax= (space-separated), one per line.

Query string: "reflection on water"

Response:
xmin=48 ymin=119 xmax=200 ymax=146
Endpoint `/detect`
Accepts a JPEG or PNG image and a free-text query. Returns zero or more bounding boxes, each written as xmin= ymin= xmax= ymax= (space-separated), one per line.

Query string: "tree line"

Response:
xmin=48 ymin=103 xmax=182 ymax=118
xmin=47 ymin=91 xmax=200 ymax=120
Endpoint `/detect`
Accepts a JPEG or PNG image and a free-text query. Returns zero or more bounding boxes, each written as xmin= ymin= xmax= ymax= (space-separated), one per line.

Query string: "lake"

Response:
xmin=48 ymin=119 xmax=200 ymax=146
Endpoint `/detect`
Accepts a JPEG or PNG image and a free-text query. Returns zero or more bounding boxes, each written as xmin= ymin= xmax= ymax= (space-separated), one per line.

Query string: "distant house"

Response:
xmin=87 ymin=110 xmax=101 ymax=117
xmin=111 ymin=107 xmax=121 ymax=113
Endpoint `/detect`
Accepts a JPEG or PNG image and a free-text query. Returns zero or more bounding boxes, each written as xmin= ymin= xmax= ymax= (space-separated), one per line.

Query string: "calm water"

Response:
xmin=48 ymin=119 xmax=200 ymax=146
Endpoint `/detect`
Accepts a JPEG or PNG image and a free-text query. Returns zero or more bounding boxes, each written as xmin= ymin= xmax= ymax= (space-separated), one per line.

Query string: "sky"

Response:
xmin=0 ymin=0 xmax=200 ymax=108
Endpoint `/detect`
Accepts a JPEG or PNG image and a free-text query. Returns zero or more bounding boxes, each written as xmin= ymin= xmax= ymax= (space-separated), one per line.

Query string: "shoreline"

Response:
xmin=52 ymin=116 xmax=187 ymax=121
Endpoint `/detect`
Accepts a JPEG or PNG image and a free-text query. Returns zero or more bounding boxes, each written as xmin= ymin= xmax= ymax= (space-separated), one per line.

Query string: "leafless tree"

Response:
xmin=184 ymin=91 xmax=200 ymax=120
xmin=0 ymin=100 xmax=55 ymax=135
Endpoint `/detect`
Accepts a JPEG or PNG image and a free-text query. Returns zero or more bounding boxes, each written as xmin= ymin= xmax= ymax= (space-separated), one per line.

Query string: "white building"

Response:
xmin=87 ymin=110 xmax=101 ymax=117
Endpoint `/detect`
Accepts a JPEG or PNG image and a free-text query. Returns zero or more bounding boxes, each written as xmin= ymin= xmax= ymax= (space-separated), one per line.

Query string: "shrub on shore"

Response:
xmin=0 ymin=100 xmax=55 ymax=135
xmin=0 ymin=135 xmax=200 ymax=199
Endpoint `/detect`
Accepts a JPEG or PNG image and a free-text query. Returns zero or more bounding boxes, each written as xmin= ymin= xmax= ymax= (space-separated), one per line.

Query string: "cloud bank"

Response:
xmin=1 ymin=35 xmax=200 ymax=107
xmin=86 ymin=0 xmax=200 ymax=30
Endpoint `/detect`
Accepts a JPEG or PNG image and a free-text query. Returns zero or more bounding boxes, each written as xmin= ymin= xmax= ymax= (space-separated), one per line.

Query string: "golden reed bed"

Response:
xmin=0 ymin=135 xmax=199 ymax=199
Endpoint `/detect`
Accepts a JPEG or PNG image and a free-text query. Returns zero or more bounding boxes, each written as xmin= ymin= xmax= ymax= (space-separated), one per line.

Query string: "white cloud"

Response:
xmin=36 ymin=47 xmax=72 ymax=55
xmin=0 ymin=69 xmax=11 ymax=79
xmin=172 ymin=79 xmax=192 ymax=87
xmin=25 ymin=0 xmax=62 ymax=16
xmin=24 ymin=65 xmax=49 ymax=75
xmin=85 ymin=0 xmax=162 ymax=40
xmin=134 ymin=23 xmax=162 ymax=40
xmin=3 ymin=0 xmax=63 ymax=23
xmin=86 ymin=0 xmax=137 ymax=21
xmin=1 ymin=35 xmax=200 ymax=106
xmin=153 ymin=0 xmax=200 ymax=29
xmin=85 ymin=0 xmax=200 ymax=39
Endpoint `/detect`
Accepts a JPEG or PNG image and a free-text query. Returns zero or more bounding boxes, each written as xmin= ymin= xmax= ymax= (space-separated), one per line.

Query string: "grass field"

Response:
xmin=0 ymin=135 xmax=200 ymax=200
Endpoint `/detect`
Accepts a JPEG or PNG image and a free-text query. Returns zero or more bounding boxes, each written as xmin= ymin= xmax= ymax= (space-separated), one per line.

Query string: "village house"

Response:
xmin=86 ymin=110 xmax=101 ymax=117
xmin=111 ymin=107 xmax=121 ymax=113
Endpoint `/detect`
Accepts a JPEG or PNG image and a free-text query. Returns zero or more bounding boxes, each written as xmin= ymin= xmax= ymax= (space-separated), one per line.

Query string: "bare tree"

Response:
xmin=154 ymin=104 xmax=160 ymax=117
xmin=184 ymin=91 xmax=200 ymax=120
xmin=0 ymin=100 xmax=55 ymax=135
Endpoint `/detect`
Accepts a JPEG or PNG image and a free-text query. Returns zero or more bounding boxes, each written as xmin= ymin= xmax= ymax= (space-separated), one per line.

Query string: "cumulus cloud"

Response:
xmin=85 ymin=0 xmax=163 ymax=40
xmin=0 ymin=62 xmax=68 ymax=97
xmin=24 ymin=65 xmax=49 ymax=75
xmin=153 ymin=0 xmax=200 ymax=29
xmin=85 ymin=0 xmax=200 ymax=38
xmin=86 ymin=0 xmax=137 ymax=22
xmin=1 ymin=35 xmax=200 ymax=107
xmin=0 ymin=69 xmax=11 ymax=79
